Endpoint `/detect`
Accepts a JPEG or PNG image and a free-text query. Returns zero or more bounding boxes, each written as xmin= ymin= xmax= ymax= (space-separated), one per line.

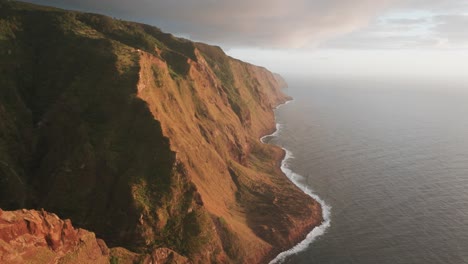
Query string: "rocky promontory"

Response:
xmin=0 ymin=1 xmax=322 ymax=263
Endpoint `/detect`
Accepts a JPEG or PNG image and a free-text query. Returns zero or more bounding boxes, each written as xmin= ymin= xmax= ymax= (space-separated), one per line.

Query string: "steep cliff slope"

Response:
xmin=0 ymin=209 xmax=189 ymax=264
xmin=0 ymin=1 xmax=322 ymax=263
xmin=0 ymin=209 xmax=110 ymax=264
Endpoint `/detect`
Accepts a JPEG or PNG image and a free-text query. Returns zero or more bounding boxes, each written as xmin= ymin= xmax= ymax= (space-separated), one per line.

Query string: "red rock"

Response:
xmin=0 ymin=209 xmax=109 ymax=264
xmin=146 ymin=248 xmax=190 ymax=264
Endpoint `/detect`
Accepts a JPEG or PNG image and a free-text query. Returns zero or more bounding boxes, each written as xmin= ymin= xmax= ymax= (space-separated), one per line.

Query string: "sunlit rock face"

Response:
xmin=0 ymin=1 xmax=322 ymax=263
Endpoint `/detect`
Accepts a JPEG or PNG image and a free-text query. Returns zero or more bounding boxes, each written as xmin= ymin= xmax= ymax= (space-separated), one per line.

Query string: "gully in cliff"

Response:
xmin=1 ymin=1 xmax=325 ymax=263
xmin=261 ymin=100 xmax=331 ymax=264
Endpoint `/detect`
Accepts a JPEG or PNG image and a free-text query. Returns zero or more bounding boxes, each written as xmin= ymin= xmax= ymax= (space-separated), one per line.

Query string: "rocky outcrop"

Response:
xmin=0 ymin=209 xmax=109 ymax=264
xmin=0 ymin=1 xmax=323 ymax=263
xmin=147 ymin=248 xmax=191 ymax=264
xmin=0 ymin=209 xmax=191 ymax=264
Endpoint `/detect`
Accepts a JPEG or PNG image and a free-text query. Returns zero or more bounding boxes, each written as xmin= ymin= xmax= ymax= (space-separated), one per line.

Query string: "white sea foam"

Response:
xmin=261 ymin=100 xmax=331 ymax=264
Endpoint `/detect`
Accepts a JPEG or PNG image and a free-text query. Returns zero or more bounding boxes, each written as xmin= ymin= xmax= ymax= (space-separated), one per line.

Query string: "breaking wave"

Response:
xmin=261 ymin=100 xmax=331 ymax=264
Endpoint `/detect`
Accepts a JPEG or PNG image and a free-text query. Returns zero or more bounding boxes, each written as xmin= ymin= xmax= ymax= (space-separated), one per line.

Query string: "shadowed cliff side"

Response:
xmin=0 ymin=1 xmax=322 ymax=263
xmin=0 ymin=209 xmax=190 ymax=264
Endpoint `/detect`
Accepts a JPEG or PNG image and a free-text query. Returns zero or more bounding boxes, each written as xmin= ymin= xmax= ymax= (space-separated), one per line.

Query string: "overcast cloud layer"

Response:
xmin=25 ymin=0 xmax=468 ymax=49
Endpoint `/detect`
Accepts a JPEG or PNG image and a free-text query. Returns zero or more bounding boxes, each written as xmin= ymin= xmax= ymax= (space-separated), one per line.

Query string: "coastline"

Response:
xmin=1 ymin=2 xmax=327 ymax=262
xmin=261 ymin=100 xmax=331 ymax=264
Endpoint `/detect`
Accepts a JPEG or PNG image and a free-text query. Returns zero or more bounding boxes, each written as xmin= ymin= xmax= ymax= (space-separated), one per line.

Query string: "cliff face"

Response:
xmin=0 ymin=209 xmax=189 ymax=264
xmin=0 ymin=209 xmax=110 ymax=264
xmin=0 ymin=1 xmax=322 ymax=263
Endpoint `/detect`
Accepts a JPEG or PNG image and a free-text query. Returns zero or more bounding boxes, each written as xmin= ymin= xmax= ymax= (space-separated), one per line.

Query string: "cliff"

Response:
xmin=0 ymin=1 xmax=322 ymax=263
xmin=0 ymin=209 xmax=109 ymax=264
xmin=0 ymin=209 xmax=189 ymax=264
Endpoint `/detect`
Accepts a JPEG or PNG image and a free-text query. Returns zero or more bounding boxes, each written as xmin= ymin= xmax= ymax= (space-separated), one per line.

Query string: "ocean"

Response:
xmin=267 ymin=76 xmax=468 ymax=264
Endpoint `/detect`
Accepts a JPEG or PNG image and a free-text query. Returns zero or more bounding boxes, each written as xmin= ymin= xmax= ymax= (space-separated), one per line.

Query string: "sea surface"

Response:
xmin=268 ymin=76 xmax=468 ymax=264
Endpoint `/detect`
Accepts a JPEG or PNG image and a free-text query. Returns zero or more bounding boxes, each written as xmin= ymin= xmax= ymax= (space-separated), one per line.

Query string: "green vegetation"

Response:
xmin=196 ymin=43 xmax=251 ymax=123
xmin=215 ymin=216 xmax=244 ymax=262
xmin=161 ymin=50 xmax=191 ymax=78
xmin=0 ymin=0 xmax=202 ymax=254
xmin=0 ymin=1 xmax=302 ymax=263
xmin=151 ymin=65 xmax=164 ymax=87
xmin=158 ymin=209 xmax=212 ymax=256
xmin=248 ymin=139 xmax=279 ymax=175
xmin=110 ymin=256 xmax=119 ymax=264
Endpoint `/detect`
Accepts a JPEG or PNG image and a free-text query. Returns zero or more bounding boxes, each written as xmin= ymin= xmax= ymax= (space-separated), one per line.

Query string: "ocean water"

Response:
xmin=268 ymin=77 xmax=468 ymax=264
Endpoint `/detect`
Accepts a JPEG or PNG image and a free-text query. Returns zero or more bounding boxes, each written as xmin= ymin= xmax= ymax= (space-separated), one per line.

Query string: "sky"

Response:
xmin=24 ymin=0 xmax=468 ymax=79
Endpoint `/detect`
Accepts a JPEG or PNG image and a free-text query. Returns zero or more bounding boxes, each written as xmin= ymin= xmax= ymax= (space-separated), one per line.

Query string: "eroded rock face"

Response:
xmin=0 ymin=1 xmax=323 ymax=263
xmin=0 ymin=209 xmax=192 ymax=264
xmin=146 ymin=248 xmax=191 ymax=264
xmin=0 ymin=209 xmax=109 ymax=264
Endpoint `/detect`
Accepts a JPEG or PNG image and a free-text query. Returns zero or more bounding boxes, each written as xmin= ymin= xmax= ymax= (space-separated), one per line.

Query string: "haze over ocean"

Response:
xmin=19 ymin=1 xmax=468 ymax=263
xmin=268 ymin=76 xmax=468 ymax=263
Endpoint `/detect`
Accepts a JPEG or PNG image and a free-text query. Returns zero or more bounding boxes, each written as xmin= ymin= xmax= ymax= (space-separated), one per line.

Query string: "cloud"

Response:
xmin=320 ymin=13 xmax=435 ymax=49
xmin=25 ymin=0 xmax=396 ymax=48
xmin=385 ymin=18 xmax=429 ymax=25
xmin=432 ymin=15 xmax=468 ymax=44
xmin=320 ymin=3 xmax=468 ymax=50
xmin=23 ymin=0 xmax=468 ymax=49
